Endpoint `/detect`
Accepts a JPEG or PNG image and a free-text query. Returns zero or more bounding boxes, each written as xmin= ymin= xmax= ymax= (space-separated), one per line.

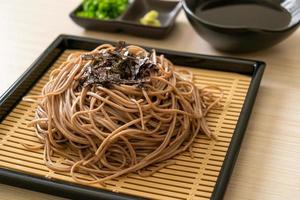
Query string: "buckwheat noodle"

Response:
xmin=24 ymin=43 xmax=223 ymax=185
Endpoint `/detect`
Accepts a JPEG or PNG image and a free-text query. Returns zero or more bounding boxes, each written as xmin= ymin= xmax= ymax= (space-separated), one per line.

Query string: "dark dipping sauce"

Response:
xmin=195 ymin=1 xmax=291 ymax=30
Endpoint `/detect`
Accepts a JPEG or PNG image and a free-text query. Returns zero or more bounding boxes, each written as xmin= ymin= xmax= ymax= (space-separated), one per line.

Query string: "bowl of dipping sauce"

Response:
xmin=182 ymin=0 xmax=300 ymax=53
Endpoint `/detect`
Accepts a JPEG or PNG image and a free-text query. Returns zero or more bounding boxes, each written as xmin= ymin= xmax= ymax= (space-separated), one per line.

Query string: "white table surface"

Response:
xmin=0 ymin=0 xmax=300 ymax=199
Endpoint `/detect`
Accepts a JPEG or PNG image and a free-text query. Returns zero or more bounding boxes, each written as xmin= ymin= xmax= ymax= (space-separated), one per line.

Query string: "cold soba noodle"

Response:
xmin=24 ymin=42 xmax=223 ymax=185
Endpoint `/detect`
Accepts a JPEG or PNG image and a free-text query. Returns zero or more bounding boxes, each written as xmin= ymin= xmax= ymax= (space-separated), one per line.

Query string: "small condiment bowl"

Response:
xmin=182 ymin=0 xmax=300 ymax=53
xmin=70 ymin=0 xmax=182 ymax=39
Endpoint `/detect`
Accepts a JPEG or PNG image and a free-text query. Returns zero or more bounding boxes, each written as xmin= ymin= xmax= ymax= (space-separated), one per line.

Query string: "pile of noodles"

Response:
xmin=24 ymin=43 xmax=223 ymax=185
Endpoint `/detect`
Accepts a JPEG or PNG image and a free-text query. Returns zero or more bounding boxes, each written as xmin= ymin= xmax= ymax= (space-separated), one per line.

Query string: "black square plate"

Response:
xmin=0 ymin=35 xmax=265 ymax=200
xmin=70 ymin=0 xmax=182 ymax=39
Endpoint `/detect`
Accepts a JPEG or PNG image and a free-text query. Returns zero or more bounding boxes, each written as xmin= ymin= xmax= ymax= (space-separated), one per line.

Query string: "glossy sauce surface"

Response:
xmin=195 ymin=2 xmax=291 ymax=30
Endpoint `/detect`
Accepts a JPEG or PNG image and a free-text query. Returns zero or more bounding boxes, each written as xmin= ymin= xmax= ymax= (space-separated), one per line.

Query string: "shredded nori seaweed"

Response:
xmin=79 ymin=41 xmax=158 ymax=88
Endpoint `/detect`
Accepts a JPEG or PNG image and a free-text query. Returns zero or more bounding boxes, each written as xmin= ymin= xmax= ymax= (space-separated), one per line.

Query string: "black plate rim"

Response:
xmin=0 ymin=34 xmax=265 ymax=200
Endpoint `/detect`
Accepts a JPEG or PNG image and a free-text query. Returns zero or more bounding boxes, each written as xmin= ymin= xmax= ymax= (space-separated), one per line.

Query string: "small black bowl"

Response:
xmin=182 ymin=0 xmax=300 ymax=53
xmin=70 ymin=0 xmax=181 ymax=39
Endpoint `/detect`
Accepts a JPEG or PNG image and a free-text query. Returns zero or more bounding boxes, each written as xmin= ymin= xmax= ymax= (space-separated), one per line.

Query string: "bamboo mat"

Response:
xmin=0 ymin=50 xmax=251 ymax=200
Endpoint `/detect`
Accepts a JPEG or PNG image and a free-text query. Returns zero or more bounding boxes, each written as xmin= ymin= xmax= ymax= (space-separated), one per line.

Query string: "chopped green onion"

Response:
xmin=76 ymin=0 xmax=129 ymax=20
